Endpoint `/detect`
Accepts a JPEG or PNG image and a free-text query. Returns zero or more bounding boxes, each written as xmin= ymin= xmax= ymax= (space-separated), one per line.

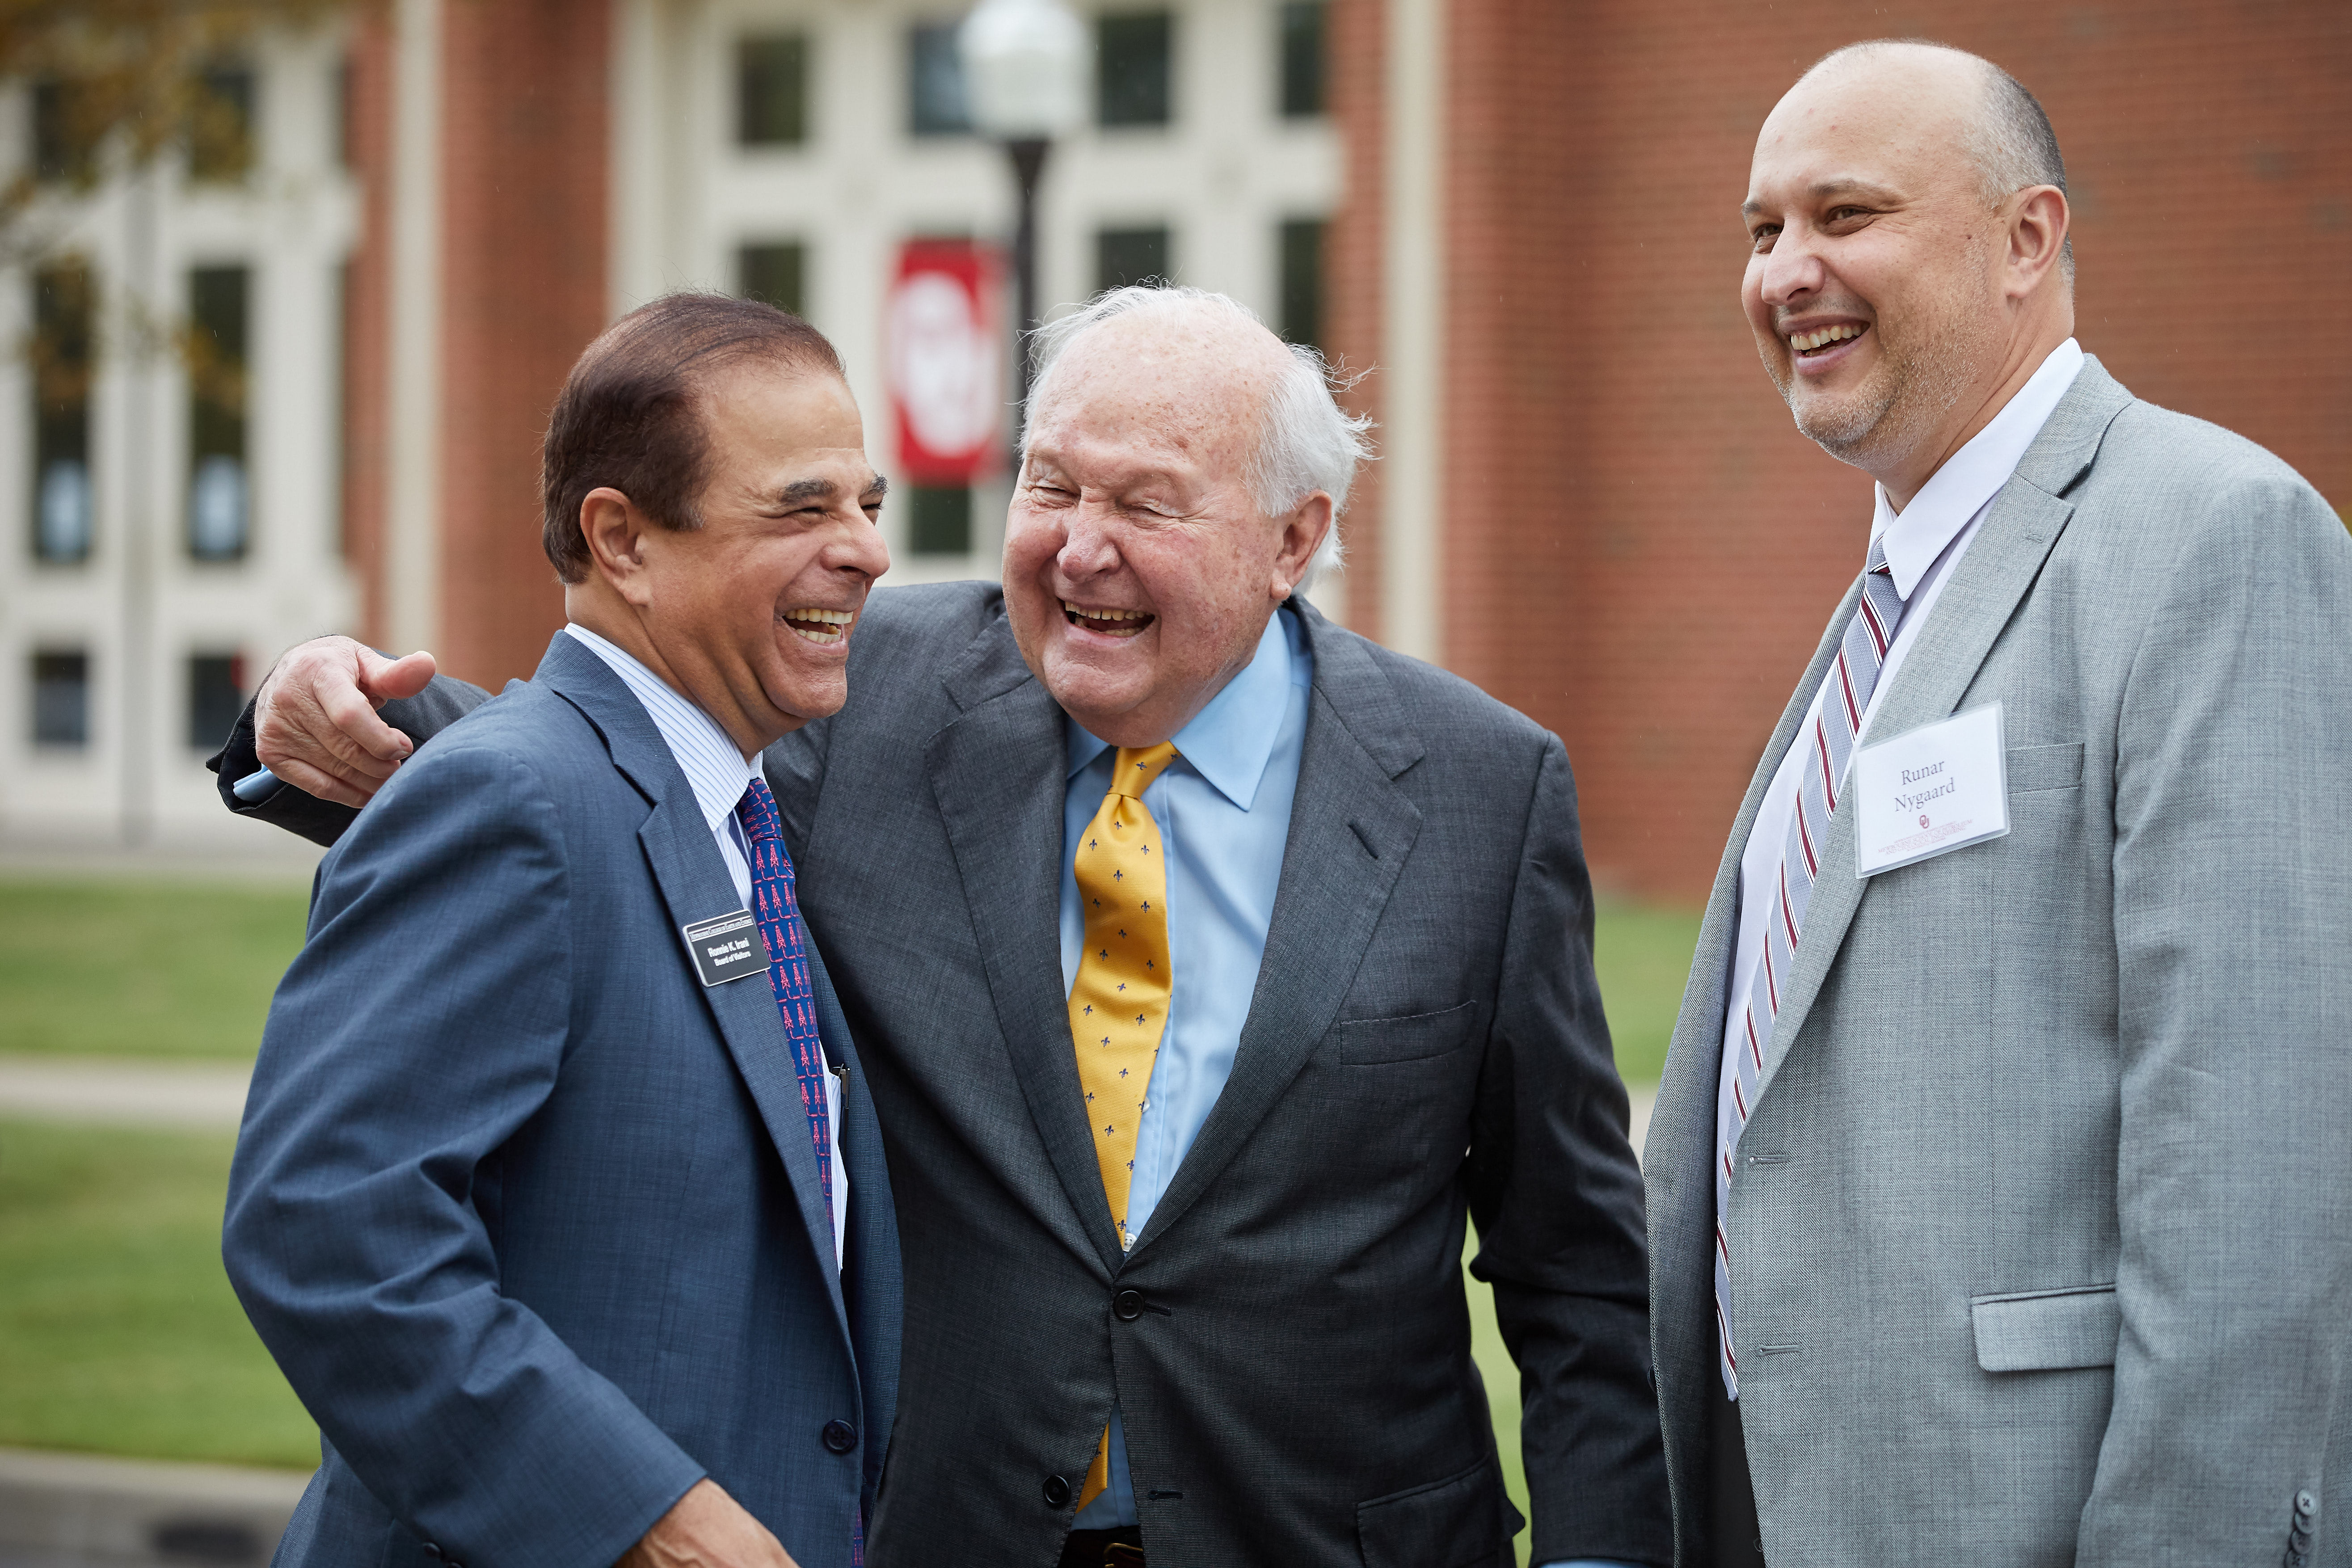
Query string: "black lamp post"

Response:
xmin=959 ymin=0 xmax=1087 ymax=446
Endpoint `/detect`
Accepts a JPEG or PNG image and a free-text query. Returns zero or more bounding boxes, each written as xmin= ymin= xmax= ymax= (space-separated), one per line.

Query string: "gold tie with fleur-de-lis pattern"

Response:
xmin=1066 ymin=740 xmax=1177 ymax=1513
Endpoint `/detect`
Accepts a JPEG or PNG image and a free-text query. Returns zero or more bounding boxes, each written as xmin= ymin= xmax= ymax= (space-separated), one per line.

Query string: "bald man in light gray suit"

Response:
xmin=1643 ymin=39 xmax=2352 ymax=1568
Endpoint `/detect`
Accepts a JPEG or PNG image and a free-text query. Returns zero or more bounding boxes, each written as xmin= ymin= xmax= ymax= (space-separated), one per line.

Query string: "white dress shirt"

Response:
xmin=566 ymin=623 xmax=847 ymax=1269
xmin=1715 ymin=338 xmax=2086 ymax=1371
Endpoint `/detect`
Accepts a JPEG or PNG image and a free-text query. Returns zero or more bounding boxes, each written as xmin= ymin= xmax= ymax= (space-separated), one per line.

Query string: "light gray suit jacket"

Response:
xmin=1645 ymin=358 xmax=2352 ymax=1567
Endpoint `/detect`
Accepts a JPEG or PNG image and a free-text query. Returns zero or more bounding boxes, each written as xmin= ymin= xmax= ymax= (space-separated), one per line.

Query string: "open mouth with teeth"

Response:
xmin=1063 ymin=600 xmax=1156 ymax=638
xmin=781 ymin=607 xmax=854 ymax=645
xmin=1789 ymin=323 xmax=1867 ymax=358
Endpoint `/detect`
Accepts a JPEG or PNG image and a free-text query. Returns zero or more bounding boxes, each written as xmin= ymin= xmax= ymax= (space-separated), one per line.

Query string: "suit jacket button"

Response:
xmin=421 ymin=1547 xmax=442 ymax=1560
xmin=2297 ymin=1491 xmax=2320 ymax=1517
xmin=1113 ymin=1289 xmax=1145 ymax=1321
xmin=822 ymin=1419 xmax=857 ymax=1454
xmin=1043 ymin=1475 xmax=1072 ymax=1507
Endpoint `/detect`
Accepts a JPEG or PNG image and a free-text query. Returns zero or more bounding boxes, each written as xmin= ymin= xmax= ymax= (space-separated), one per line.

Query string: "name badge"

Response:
xmin=681 ymin=910 xmax=769 ymax=986
xmin=1851 ymin=702 xmax=2011 ymax=877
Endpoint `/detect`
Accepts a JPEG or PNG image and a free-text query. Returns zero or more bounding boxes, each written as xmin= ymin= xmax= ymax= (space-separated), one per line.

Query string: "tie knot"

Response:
xmin=1109 ymin=742 xmax=1179 ymax=800
xmin=734 ymin=776 xmax=783 ymax=842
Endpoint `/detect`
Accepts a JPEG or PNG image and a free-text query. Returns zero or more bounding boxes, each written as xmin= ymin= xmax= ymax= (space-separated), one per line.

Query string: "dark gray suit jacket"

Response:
xmin=223 ymin=634 xmax=899 ymax=1568
xmin=1646 ymin=360 xmax=2352 ymax=1567
xmin=219 ymin=592 xmax=1669 ymax=1568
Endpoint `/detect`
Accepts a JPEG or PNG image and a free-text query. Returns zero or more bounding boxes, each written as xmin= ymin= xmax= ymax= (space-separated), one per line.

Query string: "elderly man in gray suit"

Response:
xmin=1645 ymin=38 xmax=2352 ymax=1568
xmin=214 ymin=287 xmax=1670 ymax=1568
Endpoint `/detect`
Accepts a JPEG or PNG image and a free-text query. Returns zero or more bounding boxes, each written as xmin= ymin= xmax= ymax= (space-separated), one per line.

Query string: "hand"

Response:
xmin=615 ymin=1480 xmax=798 ymax=1568
xmin=253 ymin=636 xmax=439 ymax=808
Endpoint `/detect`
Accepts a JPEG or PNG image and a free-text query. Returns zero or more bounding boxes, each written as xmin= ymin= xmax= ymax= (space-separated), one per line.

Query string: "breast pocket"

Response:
xmin=1323 ymin=1001 xmax=1481 ymax=1066
xmin=2006 ymin=741 xmax=2084 ymax=794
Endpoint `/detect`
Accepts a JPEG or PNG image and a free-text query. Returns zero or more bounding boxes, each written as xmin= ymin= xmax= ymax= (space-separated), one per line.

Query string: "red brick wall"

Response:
xmin=1324 ymin=0 xmax=1386 ymax=636
xmin=434 ymin=0 xmax=610 ymax=687
xmin=342 ymin=15 xmax=393 ymax=647
xmin=1350 ymin=0 xmax=2352 ymax=902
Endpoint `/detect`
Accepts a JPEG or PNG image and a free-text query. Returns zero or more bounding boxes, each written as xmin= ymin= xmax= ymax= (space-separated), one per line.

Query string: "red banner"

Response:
xmin=885 ymin=239 xmax=1003 ymax=485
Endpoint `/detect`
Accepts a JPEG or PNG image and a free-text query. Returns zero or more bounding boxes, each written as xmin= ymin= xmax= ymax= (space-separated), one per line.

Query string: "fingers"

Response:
xmin=359 ymin=647 xmax=439 ymax=703
xmin=254 ymin=636 xmax=417 ymax=804
xmin=614 ymin=1479 xmax=797 ymax=1568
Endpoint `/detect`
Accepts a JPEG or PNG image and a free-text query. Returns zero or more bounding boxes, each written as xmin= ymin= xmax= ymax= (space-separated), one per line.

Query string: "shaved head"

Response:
xmin=1801 ymin=40 xmax=2072 ymax=278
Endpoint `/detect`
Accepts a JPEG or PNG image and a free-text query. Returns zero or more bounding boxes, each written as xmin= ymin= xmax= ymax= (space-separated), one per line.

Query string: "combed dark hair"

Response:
xmin=540 ymin=292 xmax=844 ymax=584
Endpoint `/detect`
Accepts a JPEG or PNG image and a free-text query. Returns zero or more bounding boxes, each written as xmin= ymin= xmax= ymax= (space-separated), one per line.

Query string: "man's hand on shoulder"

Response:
xmin=615 ymin=1480 xmax=798 ymax=1568
xmin=256 ymin=636 xmax=438 ymax=808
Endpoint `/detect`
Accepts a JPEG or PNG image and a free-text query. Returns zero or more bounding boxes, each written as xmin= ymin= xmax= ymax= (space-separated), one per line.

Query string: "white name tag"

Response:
xmin=1852 ymin=702 xmax=2011 ymax=877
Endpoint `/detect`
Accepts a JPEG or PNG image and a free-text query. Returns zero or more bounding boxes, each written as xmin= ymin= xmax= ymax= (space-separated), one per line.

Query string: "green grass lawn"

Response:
xmin=0 ymin=1117 xmax=316 ymax=1467
xmin=0 ymin=877 xmax=1698 ymax=1536
xmin=0 ymin=880 xmax=308 ymax=1058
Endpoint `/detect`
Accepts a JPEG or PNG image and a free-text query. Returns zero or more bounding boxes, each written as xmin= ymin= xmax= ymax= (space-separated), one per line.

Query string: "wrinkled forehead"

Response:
xmin=1749 ymin=50 xmax=1979 ymax=200
xmin=1029 ymin=312 xmax=1281 ymax=477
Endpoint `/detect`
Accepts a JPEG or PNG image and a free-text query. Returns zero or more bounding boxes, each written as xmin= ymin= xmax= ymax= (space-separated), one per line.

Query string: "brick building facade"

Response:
xmin=333 ymin=0 xmax=2347 ymax=899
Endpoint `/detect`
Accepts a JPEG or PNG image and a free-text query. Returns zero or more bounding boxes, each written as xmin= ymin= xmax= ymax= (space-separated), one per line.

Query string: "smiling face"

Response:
xmin=577 ymin=360 xmax=889 ymax=754
xmin=1741 ymin=50 xmax=2015 ymax=488
xmin=1003 ymin=308 xmax=1328 ymax=746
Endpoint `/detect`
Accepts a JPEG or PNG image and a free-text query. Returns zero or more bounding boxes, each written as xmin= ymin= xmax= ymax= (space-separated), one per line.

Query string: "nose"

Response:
xmin=1757 ymin=222 xmax=1827 ymax=311
xmin=829 ymin=508 xmax=892 ymax=582
xmin=1055 ymin=498 xmax=1123 ymax=582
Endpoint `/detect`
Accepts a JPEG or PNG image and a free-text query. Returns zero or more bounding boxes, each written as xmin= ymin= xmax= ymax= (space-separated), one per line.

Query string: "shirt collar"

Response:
xmin=1869 ymin=337 xmax=2086 ymax=600
xmin=564 ymin=623 xmax=760 ymax=836
xmin=1064 ymin=607 xmax=1300 ymax=811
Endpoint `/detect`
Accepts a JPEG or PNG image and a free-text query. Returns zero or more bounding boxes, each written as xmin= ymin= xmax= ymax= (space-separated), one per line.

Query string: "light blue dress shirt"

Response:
xmin=1053 ymin=610 xmax=1629 ymax=1568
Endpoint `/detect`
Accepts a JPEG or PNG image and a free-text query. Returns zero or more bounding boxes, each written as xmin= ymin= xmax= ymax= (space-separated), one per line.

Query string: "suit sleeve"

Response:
xmin=222 ymin=740 xmax=706 ymax=1568
xmin=2077 ymin=479 xmax=2352 ymax=1565
xmin=206 ymin=672 xmax=495 ymax=847
xmin=1466 ymin=733 xmax=1672 ymax=1568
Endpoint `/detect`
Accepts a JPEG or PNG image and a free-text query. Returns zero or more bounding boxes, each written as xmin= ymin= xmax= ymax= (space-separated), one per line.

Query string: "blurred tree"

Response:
xmin=0 ymin=0 xmax=354 ymax=264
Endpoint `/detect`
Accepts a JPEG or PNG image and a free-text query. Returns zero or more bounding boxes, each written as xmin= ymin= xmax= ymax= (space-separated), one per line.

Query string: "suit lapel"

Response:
xmin=540 ymin=636 xmax=849 ymax=1329
xmin=1750 ymin=358 xmax=2133 ymax=1099
xmin=1127 ymin=603 xmax=1423 ymax=1259
xmin=927 ymin=623 xmax=1127 ymax=1274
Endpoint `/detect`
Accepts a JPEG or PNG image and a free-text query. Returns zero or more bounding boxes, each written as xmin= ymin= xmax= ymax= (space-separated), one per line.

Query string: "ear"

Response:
xmin=1269 ymin=492 xmax=1335 ymax=603
xmin=580 ymin=487 xmax=659 ymax=608
xmin=2005 ymin=185 xmax=2070 ymax=299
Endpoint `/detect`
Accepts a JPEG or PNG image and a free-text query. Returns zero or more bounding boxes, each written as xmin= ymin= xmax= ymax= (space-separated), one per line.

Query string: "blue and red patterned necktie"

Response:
xmin=733 ymin=777 xmax=836 ymax=1219
xmin=734 ymin=776 xmax=859 ymax=1563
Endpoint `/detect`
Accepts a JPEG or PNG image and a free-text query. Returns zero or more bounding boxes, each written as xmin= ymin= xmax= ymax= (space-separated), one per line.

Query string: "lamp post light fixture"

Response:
xmin=958 ymin=0 xmax=1087 ymax=436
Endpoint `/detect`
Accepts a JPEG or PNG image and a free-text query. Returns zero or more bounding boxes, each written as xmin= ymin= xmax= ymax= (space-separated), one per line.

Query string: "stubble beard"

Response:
xmin=1774 ymin=295 xmax=1998 ymax=478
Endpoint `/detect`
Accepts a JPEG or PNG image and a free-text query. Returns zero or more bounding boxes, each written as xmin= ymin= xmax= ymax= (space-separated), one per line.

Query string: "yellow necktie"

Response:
xmin=1067 ymin=741 xmax=1177 ymax=1512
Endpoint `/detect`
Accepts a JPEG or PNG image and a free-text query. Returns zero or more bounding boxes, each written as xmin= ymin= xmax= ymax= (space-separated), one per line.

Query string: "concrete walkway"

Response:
xmin=0 ymin=1449 xmax=307 ymax=1568
xmin=0 ymin=1060 xmax=251 ymax=1132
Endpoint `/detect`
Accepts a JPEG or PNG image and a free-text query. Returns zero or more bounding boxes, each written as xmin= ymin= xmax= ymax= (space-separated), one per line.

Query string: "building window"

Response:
xmin=187 ymin=264 xmax=251 ymax=562
xmin=739 ymin=242 xmax=807 ymax=317
xmin=1097 ymin=226 xmax=1171 ymax=291
xmin=1097 ymin=12 xmax=1172 ymax=128
xmin=739 ymin=34 xmax=811 ymax=147
xmin=31 ymin=261 xmax=95 ymax=565
xmin=188 ymin=63 xmax=257 ymax=182
xmin=1278 ymin=218 xmax=1325 ymax=352
xmin=908 ymin=21 xmax=971 ymax=136
xmin=31 ymin=650 xmax=90 ymax=749
xmin=908 ymin=486 xmax=972 ymax=556
xmin=1278 ymin=2 xmax=1326 ymax=118
xmin=31 ymin=78 xmax=98 ymax=186
xmin=187 ymin=653 xmax=246 ymax=750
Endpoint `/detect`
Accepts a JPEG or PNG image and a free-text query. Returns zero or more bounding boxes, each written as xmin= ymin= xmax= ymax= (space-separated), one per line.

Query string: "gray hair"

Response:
xmin=1811 ymin=40 xmax=2073 ymax=280
xmin=1024 ymin=285 xmax=1377 ymax=590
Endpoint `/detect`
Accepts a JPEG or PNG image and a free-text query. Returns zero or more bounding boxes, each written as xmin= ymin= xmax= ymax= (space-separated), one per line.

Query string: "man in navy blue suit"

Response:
xmin=224 ymin=295 xmax=899 ymax=1568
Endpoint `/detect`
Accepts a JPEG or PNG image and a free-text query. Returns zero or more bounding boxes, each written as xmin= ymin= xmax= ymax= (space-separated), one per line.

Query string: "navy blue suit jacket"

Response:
xmin=224 ymin=633 xmax=901 ymax=1568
